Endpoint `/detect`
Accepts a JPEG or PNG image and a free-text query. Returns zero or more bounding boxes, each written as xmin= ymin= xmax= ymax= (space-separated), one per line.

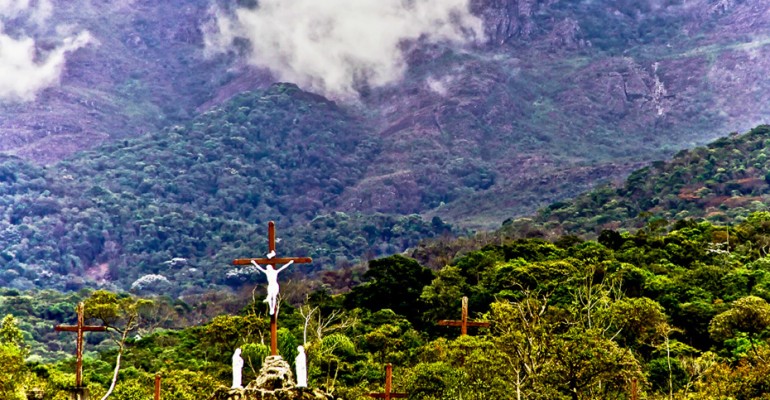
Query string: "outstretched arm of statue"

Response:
xmin=276 ymin=260 xmax=294 ymax=273
xmin=251 ymin=260 xmax=268 ymax=273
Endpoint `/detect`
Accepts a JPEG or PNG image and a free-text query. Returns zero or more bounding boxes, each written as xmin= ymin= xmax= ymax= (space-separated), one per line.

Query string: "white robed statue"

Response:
xmin=232 ymin=348 xmax=244 ymax=389
xmin=251 ymin=259 xmax=294 ymax=315
xmin=295 ymin=345 xmax=307 ymax=387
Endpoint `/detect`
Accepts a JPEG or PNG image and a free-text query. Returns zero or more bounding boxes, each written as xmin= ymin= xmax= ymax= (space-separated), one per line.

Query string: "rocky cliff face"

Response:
xmin=471 ymin=0 xmax=540 ymax=44
xmin=334 ymin=0 xmax=770 ymax=226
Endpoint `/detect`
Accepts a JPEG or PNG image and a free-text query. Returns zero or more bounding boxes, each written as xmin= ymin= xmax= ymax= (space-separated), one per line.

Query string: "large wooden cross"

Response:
xmin=437 ymin=296 xmax=489 ymax=335
xmin=233 ymin=221 xmax=312 ymax=356
xmin=368 ymin=364 xmax=407 ymax=400
xmin=54 ymin=302 xmax=107 ymax=388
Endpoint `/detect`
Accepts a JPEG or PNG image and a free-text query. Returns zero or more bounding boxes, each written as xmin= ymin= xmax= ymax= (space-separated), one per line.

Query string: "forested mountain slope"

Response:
xmin=536 ymin=125 xmax=770 ymax=236
xmin=0 ymin=85 xmax=454 ymax=295
xmin=6 ymin=0 xmax=770 ymax=230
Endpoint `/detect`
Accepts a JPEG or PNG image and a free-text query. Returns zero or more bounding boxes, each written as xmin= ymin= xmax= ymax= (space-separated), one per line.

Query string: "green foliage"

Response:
xmin=0 ymin=342 xmax=27 ymax=399
xmin=0 ymin=314 xmax=25 ymax=350
xmin=0 ymin=86 xmax=457 ymax=296
xmin=405 ymin=361 xmax=466 ymax=400
xmin=241 ymin=343 xmax=269 ymax=374
xmin=344 ymin=255 xmax=434 ymax=326
xmin=648 ymin=357 xmax=688 ymax=393
xmin=159 ymin=369 xmax=220 ymax=400
xmin=13 ymin=200 xmax=770 ymax=398
xmin=709 ymin=296 xmax=770 ymax=352
xmin=277 ymin=328 xmax=299 ymax=364
xmin=536 ymin=125 xmax=770 ymax=236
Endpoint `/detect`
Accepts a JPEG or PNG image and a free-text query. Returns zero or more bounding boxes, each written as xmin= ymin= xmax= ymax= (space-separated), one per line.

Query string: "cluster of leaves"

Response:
xmin=8 ymin=212 xmax=770 ymax=398
xmin=0 ymin=84 xmax=457 ymax=295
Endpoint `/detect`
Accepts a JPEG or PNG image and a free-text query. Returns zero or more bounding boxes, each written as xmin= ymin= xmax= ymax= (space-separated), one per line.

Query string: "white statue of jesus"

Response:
xmin=295 ymin=345 xmax=307 ymax=387
xmin=232 ymin=348 xmax=244 ymax=389
xmin=251 ymin=260 xmax=294 ymax=315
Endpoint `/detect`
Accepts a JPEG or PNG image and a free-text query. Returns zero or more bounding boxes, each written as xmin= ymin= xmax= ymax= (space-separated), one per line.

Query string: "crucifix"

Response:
xmin=54 ymin=302 xmax=107 ymax=388
xmin=233 ymin=221 xmax=312 ymax=356
xmin=437 ymin=296 xmax=489 ymax=335
xmin=368 ymin=364 xmax=407 ymax=400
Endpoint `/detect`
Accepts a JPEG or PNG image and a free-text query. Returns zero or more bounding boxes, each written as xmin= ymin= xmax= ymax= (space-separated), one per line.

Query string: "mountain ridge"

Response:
xmin=4 ymin=1 xmax=770 ymax=228
xmin=6 ymin=1 xmax=770 ymax=293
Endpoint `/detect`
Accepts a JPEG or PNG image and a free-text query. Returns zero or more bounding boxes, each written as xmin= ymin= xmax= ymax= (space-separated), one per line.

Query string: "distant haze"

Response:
xmin=205 ymin=0 xmax=483 ymax=98
xmin=0 ymin=0 xmax=92 ymax=102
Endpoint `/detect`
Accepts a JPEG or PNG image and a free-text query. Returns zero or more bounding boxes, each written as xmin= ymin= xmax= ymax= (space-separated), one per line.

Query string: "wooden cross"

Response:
xmin=233 ymin=221 xmax=312 ymax=356
xmin=54 ymin=302 xmax=107 ymax=388
xmin=368 ymin=364 xmax=407 ymax=400
xmin=437 ymin=296 xmax=489 ymax=335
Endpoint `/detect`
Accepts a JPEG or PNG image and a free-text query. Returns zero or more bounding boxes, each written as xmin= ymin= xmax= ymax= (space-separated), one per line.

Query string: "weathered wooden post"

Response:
xmin=368 ymin=364 xmax=407 ymax=400
xmin=54 ymin=302 xmax=107 ymax=400
xmin=437 ymin=296 xmax=490 ymax=335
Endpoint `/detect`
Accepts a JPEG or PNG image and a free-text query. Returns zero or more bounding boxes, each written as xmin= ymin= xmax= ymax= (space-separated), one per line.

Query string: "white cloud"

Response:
xmin=206 ymin=0 xmax=483 ymax=98
xmin=30 ymin=0 xmax=53 ymax=26
xmin=426 ymin=75 xmax=454 ymax=96
xmin=0 ymin=0 xmax=93 ymax=102
xmin=0 ymin=31 xmax=93 ymax=101
xmin=0 ymin=0 xmax=32 ymax=18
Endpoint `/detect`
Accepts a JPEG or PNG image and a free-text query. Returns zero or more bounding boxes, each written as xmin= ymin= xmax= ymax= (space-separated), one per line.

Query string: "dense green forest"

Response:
xmin=6 ymin=210 xmax=770 ymax=398
xmin=0 ymin=84 xmax=456 ymax=295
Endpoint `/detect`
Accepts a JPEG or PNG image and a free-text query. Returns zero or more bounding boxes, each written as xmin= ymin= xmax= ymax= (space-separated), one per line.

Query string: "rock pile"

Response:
xmin=210 ymin=356 xmax=340 ymax=400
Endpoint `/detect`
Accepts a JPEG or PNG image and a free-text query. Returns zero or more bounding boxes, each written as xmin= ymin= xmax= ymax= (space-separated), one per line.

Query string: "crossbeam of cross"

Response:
xmin=54 ymin=302 xmax=107 ymax=388
xmin=437 ymin=296 xmax=490 ymax=335
xmin=232 ymin=221 xmax=312 ymax=356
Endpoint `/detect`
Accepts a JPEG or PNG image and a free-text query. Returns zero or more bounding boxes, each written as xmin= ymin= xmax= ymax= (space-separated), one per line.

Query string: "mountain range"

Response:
xmin=4 ymin=0 xmax=770 ymax=292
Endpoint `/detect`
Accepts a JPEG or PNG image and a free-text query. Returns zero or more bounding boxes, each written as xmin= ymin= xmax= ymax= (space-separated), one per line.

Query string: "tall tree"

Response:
xmin=344 ymin=255 xmax=434 ymax=325
xmin=0 ymin=315 xmax=27 ymax=400
xmin=84 ymin=290 xmax=154 ymax=400
xmin=709 ymin=295 xmax=770 ymax=360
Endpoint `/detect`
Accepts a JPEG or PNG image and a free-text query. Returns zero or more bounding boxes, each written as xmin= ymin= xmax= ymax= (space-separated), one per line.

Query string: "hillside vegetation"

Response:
xmin=0 ymin=84 xmax=455 ymax=295
xmin=9 ymin=0 xmax=770 ymax=232
xmin=536 ymin=125 xmax=770 ymax=236
xmin=6 ymin=210 xmax=770 ymax=398
xmin=6 ymin=124 xmax=770 ymax=400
